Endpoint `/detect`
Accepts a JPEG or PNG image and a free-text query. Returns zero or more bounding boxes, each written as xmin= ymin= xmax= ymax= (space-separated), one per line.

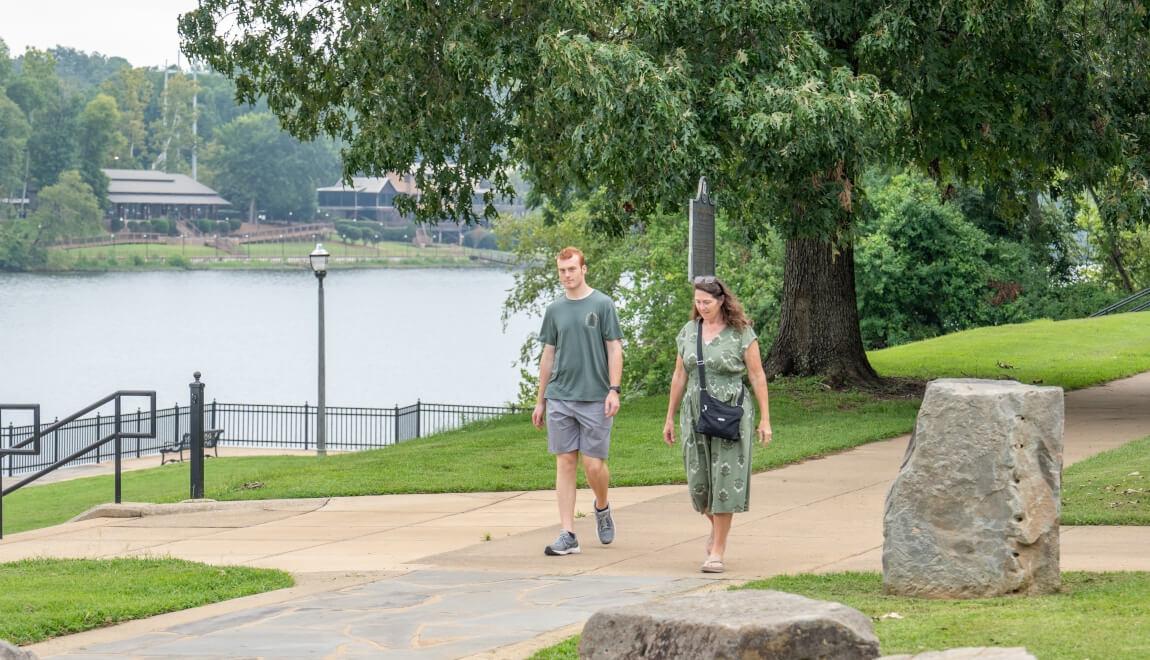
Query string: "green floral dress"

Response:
xmin=676 ymin=320 xmax=757 ymax=514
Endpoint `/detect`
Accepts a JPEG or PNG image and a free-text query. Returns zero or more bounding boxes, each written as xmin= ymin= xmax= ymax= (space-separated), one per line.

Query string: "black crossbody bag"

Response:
xmin=694 ymin=320 xmax=745 ymax=441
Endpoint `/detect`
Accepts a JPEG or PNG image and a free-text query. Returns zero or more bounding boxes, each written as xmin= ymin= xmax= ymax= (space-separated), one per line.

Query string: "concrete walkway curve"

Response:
xmin=4 ymin=372 xmax=1149 ymax=659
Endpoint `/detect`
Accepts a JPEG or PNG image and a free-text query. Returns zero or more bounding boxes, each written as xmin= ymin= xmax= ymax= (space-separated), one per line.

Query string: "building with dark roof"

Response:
xmin=316 ymin=173 xmax=525 ymax=224
xmin=316 ymin=174 xmax=420 ymax=224
xmin=104 ymin=169 xmax=230 ymax=220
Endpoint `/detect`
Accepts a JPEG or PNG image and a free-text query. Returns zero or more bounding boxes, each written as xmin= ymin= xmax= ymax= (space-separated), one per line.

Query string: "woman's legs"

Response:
xmin=708 ymin=512 xmax=733 ymax=561
xmin=705 ymin=513 xmax=715 ymax=555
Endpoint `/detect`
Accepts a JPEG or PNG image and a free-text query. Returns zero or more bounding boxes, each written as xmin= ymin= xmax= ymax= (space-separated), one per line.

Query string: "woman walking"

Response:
xmin=662 ymin=276 xmax=772 ymax=573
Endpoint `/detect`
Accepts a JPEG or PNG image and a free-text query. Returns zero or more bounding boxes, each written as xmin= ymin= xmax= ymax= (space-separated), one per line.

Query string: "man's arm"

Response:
xmin=604 ymin=339 xmax=623 ymax=417
xmin=532 ymin=344 xmax=556 ymax=429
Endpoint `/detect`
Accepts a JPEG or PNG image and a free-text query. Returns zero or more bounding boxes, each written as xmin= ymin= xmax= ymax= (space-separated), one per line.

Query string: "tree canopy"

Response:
xmin=205 ymin=112 xmax=340 ymax=221
xmin=178 ymin=0 xmax=1150 ymax=383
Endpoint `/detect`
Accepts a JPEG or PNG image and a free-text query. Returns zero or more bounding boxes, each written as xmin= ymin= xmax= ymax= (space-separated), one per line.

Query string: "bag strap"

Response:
xmin=696 ymin=320 xmax=745 ymax=405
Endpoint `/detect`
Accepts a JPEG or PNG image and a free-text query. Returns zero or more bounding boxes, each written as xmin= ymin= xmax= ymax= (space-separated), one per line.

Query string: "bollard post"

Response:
xmin=114 ymin=396 xmax=122 ymax=503
xmin=189 ymin=372 xmax=205 ymax=500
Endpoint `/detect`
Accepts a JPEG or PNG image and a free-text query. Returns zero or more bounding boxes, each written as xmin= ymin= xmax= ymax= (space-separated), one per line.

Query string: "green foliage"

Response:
xmin=854 ymin=172 xmax=1127 ymax=348
xmin=856 ymin=174 xmax=995 ymax=347
xmin=46 ymin=47 xmax=131 ymax=92
xmin=127 ymin=218 xmax=176 ymax=235
xmin=98 ymin=66 xmax=151 ymax=168
xmin=1078 ymin=189 xmax=1150 ymax=292
xmin=204 ymin=112 xmax=340 ymax=221
xmin=0 ymin=558 xmax=291 ymax=645
xmin=0 ymin=93 xmax=30 ymax=203
xmin=192 ymin=218 xmax=238 ymax=235
xmin=177 ymin=0 xmax=1150 ymax=383
xmin=1062 ymin=435 xmax=1150 ymax=525
xmin=335 ymin=223 xmax=365 ymax=243
xmin=497 ymin=197 xmax=783 ymax=398
xmin=463 ymin=227 xmax=498 ymax=250
xmin=28 ymin=170 xmax=103 ymax=243
xmin=0 ymin=38 xmax=9 ymax=86
xmin=76 ymin=92 xmax=121 ymax=202
xmin=147 ymin=70 xmax=198 ymax=175
xmin=0 ymin=221 xmax=45 ymax=271
xmin=528 ymin=636 xmax=580 ymax=660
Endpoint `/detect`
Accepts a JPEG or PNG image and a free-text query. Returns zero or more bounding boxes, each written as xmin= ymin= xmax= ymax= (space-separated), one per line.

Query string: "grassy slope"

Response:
xmin=1062 ymin=435 xmax=1150 ymax=524
xmin=0 ymin=558 xmax=292 ymax=645
xmin=868 ymin=313 xmax=1150 ymax=390
xmin=8 ymin=312 xmax=1150 ymax=535
xmin=1 ymin=383 xmax=919 ymax=535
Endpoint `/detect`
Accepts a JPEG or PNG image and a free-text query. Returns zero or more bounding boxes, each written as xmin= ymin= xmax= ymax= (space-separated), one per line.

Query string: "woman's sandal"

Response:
xmin=701 ymin=558 xmax=725 ymax=573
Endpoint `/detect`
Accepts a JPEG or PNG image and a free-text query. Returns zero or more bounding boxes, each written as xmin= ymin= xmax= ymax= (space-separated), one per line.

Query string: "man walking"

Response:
xmin=532 ymin=246 xmax=624 ymax=556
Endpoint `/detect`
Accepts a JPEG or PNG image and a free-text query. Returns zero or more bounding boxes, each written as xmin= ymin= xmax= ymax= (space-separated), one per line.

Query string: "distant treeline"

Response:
xmin=0 ymin=42 xmax=341 ymax=223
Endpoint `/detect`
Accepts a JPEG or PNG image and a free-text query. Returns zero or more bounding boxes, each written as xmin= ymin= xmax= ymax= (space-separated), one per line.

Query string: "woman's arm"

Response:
xmin=663 ymin=354 xmax=688 ymax=445
xmin=744 ymin=340 xmax=773 ymax=446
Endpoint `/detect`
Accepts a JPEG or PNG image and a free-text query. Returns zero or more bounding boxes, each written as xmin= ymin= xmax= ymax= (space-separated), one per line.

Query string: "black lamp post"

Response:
xmin=309 ymin=243 xmax=330 ymax=456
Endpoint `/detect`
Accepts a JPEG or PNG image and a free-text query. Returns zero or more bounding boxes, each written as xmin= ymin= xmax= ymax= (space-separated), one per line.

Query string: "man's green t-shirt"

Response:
xmin=539 ymin=289 xmax=623 ymax=401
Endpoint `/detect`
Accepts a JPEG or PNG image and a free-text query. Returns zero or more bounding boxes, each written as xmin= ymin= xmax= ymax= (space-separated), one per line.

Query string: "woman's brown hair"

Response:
xmin=691 ymin=276 xmax=751 ymax=331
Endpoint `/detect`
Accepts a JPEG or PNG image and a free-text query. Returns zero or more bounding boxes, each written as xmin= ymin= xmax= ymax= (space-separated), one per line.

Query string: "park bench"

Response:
xmin=159 ymin=429 xmax=224 ymax=465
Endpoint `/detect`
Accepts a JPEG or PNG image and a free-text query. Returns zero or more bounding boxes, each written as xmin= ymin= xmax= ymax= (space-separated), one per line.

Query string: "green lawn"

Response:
xmin=8 ymin=312 xmax=1150 ymax=535
xmin=1063 ymin=435 xmax=1150 ymax=525
xmin=47 ymin=240 xmax=507 ymax=270
xmin=0 ymin=558 xmax=292 ymax=645
xmin=532 ymin=572 xmax=1150 ymax=659
xmin=868 ymin=313 xmax=1150 ymax=390
xmin=743 ymin=572 xmax=1150 ymax=659
xmin=1 ymin=383 xmax=919 ymax=535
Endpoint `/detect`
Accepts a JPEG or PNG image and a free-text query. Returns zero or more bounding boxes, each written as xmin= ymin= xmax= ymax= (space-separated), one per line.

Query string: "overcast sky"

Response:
xmin=1 ymin=0 xmax=202 ymax=68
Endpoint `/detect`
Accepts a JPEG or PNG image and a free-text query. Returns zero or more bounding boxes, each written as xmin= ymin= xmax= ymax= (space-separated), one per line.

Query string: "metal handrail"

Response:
xmin=4 ymin=391 xmax=156 ymax=450
xmin=1090 ymin=286 xmax=1150 ymax=317
xmin=0 ymin=391 xmax=156 ymax=539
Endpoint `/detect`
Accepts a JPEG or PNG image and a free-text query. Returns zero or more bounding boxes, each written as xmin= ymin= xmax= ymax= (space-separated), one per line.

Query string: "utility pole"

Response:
xmin=191 ymin=68 xmax=198 ymax=181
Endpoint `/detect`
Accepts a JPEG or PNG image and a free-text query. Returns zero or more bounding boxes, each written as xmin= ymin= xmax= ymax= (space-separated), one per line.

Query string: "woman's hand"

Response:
xmin=662 ymin=419 xmax=676 ymax=446
xmin=756 ymin=423 xmax=773 ymax=446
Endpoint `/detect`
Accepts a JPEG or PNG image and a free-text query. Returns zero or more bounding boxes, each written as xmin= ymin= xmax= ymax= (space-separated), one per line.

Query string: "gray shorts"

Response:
xmin=546 ymin=398 xmax=613 ymax=459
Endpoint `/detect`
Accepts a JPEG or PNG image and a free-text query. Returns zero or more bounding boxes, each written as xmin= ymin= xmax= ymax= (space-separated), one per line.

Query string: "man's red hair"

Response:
xmin=556 ymin=246 xmax=585 ymax=266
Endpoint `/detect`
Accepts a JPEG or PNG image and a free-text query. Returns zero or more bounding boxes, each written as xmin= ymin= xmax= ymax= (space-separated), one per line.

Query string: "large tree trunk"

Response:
xmin=765 ymin=236 xmax=880 ymax=387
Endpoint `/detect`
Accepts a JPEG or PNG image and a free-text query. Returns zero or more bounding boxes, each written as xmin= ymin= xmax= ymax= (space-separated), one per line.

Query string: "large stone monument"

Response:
xmin=883 ymin=379 xmax=1063 ymax=598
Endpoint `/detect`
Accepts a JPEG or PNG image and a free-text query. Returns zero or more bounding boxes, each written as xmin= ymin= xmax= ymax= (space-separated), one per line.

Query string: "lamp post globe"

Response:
xmin=309 ymin=243 xmax=330 ymax=276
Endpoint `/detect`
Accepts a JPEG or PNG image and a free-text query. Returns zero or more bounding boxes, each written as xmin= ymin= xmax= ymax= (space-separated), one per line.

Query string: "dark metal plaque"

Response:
xmin=689 ymin=177 xmax=715 ymax=281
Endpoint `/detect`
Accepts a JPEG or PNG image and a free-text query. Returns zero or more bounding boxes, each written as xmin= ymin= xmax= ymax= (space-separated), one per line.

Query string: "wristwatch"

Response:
xmin=608 ymin=385 xmax=622 ymax=393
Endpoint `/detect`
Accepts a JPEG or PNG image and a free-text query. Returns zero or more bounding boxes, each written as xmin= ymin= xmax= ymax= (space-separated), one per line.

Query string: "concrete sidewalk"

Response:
xmin=9 ymin=372 xmax=1150 ymax=659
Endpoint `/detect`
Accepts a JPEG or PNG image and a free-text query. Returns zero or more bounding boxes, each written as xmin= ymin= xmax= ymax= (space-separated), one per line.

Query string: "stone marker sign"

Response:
xmin=688 ymin=177 xmax=715 ymax=282
xmin=579 ymin=590 xmax=880 ymax=659
xmin=883 ymin=379 xmax=1063 ymax=598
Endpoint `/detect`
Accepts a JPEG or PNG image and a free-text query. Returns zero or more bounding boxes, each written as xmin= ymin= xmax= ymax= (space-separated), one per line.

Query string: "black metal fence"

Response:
xmin=1090 ymin=286 xmax=1150 ymax=316
xmin=2 ymin=400 xmax=522 ymax=476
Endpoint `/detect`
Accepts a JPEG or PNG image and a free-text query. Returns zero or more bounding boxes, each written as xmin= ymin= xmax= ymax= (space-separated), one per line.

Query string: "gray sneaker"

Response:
xmin=595 ymin=504 xmax=615 ymax=545
xmin=545 ymin=530 xmax=581 ymax=556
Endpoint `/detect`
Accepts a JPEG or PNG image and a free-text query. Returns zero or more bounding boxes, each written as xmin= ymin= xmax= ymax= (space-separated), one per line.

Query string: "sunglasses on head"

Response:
xmin=693 ymin=275 xmax=724 ymax=294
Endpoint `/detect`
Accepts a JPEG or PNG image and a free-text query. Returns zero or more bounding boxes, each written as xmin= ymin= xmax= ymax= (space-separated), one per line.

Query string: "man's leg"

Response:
xmin=575 ymin=400 xmax=616 ymax=545
xmin=555 ymin=451 xmax=579 ymax=532
xmin=581 ymin=454 xmax=610 ymax=510
xmin=583 ymin=454 xmax=615 ymax=545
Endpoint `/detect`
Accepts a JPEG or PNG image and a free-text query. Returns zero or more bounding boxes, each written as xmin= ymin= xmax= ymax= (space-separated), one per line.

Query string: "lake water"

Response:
xmin=0 ymin=268 xmax=538 ymax=418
